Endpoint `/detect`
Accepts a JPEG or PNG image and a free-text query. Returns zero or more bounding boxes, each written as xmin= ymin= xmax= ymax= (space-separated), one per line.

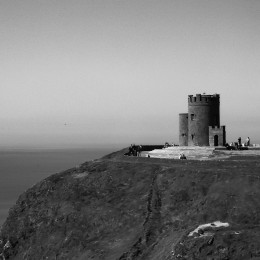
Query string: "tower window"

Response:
xmin=191 ymin=114 xmax=195 ymax=120
xmin=191 ymin=134 xmax=195 ymax=140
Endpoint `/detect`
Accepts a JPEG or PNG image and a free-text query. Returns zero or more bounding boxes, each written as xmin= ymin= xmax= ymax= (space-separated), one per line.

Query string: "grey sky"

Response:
xmin=1 ymin=0 xmax=260 ymax=148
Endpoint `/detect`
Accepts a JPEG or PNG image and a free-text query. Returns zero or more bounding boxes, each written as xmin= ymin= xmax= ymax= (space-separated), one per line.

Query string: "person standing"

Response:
xmin=238 ymin=137 xmax=241 ymax=149
xmin=137 ymin=145 xmax=142 ymax=157
xmin=246 ymin=137 xmax=250 ymax=146
xmin=128 ymin=144 xmax=134 ymax=155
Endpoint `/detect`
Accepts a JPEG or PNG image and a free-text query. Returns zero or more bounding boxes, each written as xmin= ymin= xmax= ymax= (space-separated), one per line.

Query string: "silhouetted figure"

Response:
xmin=132 ymin=144 xmax=137 ymax=156
xmin=128 ymin=144 xmax=134 ymax=156
xmin=238 ymin=137 xmax=241 ymax=146
xmin=164 ymin=142 xmax=169 ymax=148
xmin=246 ymin=137 xmax=250 ymax=146
xmin=137 ymin=145 xmax=142 ymax=157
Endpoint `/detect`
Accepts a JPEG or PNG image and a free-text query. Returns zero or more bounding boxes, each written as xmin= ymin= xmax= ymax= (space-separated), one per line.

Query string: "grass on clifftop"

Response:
xmin=0 ymin=149 xmax=260 ymax=259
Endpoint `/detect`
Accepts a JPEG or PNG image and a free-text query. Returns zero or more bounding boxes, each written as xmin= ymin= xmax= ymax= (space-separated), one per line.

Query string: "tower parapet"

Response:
xmin=188 ymin=94 xmax=220 ymax=105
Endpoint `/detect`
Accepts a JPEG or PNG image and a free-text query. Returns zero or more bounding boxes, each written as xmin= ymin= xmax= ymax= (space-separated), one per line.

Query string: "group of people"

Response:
xmin=238 ymin=136 xmax=250 ymax=147
xmin=126 ymin=144 xmax=142 ymax=157
xmin=163 ymin=142 xmax=178 ymax=148
xmin=226 ymin=136 xmax=250 ymax=150
xmin=179 ymin=153 xmax=187 ymax=159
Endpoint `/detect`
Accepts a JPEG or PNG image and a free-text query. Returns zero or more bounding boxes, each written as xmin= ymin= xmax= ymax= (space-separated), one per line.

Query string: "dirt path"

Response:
xmin=119 ymin=169 xmax=162 ymax=260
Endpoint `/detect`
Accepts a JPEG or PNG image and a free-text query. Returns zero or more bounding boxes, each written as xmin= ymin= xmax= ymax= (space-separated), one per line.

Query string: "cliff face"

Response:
xmin=1 ymin=149 xmax=260 ymax=259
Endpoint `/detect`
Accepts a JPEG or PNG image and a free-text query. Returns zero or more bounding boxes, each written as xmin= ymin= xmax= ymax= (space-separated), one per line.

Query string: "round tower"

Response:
xmin=188 ymin=94 xmax=220 ymax=146
xmin=179 ymin=113 xmax=188 ymax=146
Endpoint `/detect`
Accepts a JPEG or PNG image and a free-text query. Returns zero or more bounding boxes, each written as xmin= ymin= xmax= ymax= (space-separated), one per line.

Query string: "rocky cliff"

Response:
xmin=1 ymin=149 xmax=260 ymax=259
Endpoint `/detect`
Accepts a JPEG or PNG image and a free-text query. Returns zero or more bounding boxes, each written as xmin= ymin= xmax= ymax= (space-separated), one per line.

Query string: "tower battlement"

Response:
xmin=188 ymin=94 xmax=219 ymax=105
xmin=209 ymin=126 xmax=225 ymax=130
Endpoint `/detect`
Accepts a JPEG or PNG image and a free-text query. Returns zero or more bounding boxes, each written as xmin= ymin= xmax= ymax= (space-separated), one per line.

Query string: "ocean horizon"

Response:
xmin=0 ymin=147 xmax=115 ymax=227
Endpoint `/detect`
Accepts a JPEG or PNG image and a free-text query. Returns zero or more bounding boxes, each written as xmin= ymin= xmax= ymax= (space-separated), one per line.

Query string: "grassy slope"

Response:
xmin=0 ymin=149 xmax=260 ymax=259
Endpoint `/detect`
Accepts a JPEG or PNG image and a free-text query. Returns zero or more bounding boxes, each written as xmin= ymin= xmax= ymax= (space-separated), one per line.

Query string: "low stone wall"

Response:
xmin=141 ymin=145 xmax=164 ymax=151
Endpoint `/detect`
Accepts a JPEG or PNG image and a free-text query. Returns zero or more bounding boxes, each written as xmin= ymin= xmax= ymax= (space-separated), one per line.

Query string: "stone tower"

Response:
xmin=179 ymin=113 xmax=188 ymax=146
xmin=179 ymin=93 xmax=226 ymax=146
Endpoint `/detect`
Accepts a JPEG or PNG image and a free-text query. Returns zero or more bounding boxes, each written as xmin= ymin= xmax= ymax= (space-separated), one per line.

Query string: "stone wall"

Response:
xmin=209 ymin=126 xmax=226 ymax=146
xmin=179 ymin=113 xmax=188 ymax=146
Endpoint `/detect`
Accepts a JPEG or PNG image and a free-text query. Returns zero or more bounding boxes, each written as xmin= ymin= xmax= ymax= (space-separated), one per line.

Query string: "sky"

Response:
xmin=1 ymin=0 xmax=260 ymax=149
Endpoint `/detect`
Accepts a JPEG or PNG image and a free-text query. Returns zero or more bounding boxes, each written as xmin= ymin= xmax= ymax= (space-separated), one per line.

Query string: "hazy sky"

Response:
xmin=1 ymin=0 xmax=260 ymax=148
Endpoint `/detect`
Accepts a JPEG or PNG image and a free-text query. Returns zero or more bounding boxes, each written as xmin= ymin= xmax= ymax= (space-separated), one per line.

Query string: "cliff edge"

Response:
xmin=0 ymin=149 xmax=260 ymax=259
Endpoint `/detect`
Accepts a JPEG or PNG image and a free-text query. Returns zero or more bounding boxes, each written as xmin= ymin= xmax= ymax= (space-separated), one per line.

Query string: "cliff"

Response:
xmin=0 ymin=148 xmax=260 ymax=259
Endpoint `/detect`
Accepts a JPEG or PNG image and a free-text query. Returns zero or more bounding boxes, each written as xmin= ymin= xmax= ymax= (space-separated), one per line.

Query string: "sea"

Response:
xmin=0 ymin=147 xmax=114 ymax=227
